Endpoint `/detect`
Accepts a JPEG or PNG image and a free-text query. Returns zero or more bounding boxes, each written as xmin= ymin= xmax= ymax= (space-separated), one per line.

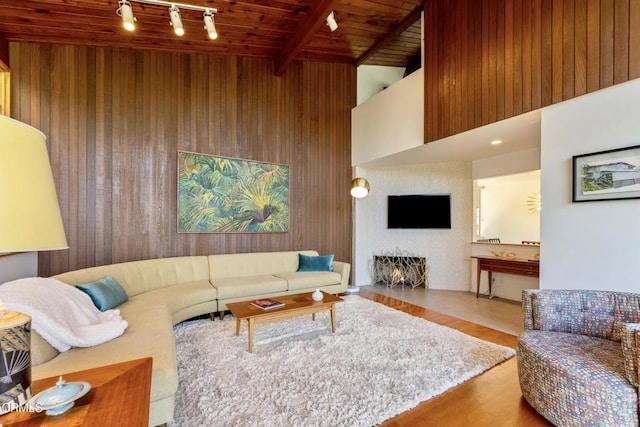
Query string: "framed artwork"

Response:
xmin=178 ymin=151 xmax=289 ymax=233
xmin=572 ymin=144 xmax=640 ymax=202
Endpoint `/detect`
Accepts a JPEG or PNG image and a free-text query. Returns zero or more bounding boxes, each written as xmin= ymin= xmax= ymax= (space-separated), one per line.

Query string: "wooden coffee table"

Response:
xmin=226 ymin=291 xmax=343 ymax=353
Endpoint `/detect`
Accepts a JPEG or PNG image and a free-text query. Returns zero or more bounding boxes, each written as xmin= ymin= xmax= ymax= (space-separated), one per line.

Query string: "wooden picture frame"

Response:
xmin=572 ymin=144 xmax=640 ymax=202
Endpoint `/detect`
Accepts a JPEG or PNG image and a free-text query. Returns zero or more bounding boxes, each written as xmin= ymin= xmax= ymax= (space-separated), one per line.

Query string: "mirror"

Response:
xmin=473 ymin=170 xmax=540 ymax=245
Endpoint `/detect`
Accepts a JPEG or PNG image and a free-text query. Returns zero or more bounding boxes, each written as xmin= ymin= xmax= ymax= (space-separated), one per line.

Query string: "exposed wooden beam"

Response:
xmin=355 ymin=6 xmax=423 ymax=67
xmin=274 ymin=0 xmax=340 ymax=76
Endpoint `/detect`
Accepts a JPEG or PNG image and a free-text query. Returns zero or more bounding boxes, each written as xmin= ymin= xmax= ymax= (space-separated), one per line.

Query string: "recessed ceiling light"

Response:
xmin=490 ymin=139 xmax=503 ymax=145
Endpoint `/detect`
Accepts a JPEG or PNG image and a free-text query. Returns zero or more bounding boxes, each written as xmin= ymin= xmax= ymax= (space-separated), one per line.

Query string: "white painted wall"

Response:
xmin=352 ymin=68 xmax=424 ymax=166
xmin=353 ymin=162 xmax=472 ymax=291
xmin=357 ymin=65 xmax=406 ymax=105
xmin=540 ymin=78 xmax=640 ymax=292
xmin=0 ymin=252 xmax=38 ymax=284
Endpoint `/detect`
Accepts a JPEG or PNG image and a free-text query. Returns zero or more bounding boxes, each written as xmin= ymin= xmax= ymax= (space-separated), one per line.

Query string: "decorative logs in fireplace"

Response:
xmin=371 ymin=254 xmax=428 ymax=289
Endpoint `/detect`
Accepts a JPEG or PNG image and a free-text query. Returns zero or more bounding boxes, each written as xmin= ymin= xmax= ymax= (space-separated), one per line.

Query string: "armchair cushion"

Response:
xmin=613 ymin=294 xmax=640 ymax=341
xmin=530 ymin=290 xmax=614 ymax=339
xmin=518 ymin=330 xmax=636 ymax=426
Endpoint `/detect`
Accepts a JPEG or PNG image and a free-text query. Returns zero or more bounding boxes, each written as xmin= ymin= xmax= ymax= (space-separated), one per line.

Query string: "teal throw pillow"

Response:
xmin=76 ymin=276 xmax=128 ymax=311
xmin=297 ymin=253 xmax=334 ymax=272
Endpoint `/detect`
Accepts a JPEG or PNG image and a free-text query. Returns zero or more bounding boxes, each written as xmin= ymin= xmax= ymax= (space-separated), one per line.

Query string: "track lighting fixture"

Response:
xmin=169 ymin=5 xmax=184 ymax=36
xmin=117 ymin=0 xmax=136 ymax=32
xmin=203 ymin=10 xmax=217 ymax=40
xmin=116 ymin=0 xmax=219 ymax=39
xmin=326 ymin=11 xmax=338 ymax=32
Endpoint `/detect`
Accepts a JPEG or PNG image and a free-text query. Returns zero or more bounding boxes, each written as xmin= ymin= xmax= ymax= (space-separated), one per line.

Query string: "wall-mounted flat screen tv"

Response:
xmin=387 ymin=194 xmax=452 ymax=229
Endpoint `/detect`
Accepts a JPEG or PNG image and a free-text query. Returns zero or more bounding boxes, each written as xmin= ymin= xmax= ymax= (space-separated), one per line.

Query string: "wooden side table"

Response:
xmin=0 ymin=357 xmax=152 ymax=426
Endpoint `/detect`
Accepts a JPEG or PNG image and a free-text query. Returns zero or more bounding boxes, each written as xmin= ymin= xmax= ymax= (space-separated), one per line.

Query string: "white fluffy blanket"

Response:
xmin=0 ymin=277 xmax=128 ymax=352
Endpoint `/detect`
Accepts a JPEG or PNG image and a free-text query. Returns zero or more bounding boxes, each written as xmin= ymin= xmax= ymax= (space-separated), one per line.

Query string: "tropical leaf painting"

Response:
xmin=178 ymin=151 xmax=289 ymax=233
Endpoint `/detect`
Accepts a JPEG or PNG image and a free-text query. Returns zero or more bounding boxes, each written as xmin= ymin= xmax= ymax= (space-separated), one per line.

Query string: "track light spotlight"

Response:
xmin=326 ymin=11 xmax=338 ymax=32
xmin=203 ymin=10 xmax=218 ymax=40
xmin=169 ymin=5 xmax=184 ymax=36
xmin=117 ymin=0 xmax=136 ymax=32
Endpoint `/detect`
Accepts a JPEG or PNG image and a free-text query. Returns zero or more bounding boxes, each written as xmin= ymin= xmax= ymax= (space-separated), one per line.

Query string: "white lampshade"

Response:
xmin=0 ymin=115 xmax=68 ymax=253
xmin=350 ymin=177 xmax=370 ymax=198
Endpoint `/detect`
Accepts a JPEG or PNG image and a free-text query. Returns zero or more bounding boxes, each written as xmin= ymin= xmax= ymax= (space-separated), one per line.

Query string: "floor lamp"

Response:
xmin=0 ymin=115 xmax=68 ymax=413
xmin=346 ymin=177 xmax=370 ymax=294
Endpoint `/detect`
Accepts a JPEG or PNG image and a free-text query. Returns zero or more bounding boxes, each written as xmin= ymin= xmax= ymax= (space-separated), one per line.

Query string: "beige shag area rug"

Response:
xmin=169 ymin=295 xmax=514 ymax=426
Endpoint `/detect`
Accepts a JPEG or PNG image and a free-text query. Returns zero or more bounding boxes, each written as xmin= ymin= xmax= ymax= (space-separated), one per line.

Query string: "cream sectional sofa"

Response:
xmin=31 ymin=250 xmax=349 ymax=427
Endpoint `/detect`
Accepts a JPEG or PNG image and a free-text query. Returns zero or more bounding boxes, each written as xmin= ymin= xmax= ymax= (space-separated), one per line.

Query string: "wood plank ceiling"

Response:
xmin=0 ymin=0 xmax=423 ymax=74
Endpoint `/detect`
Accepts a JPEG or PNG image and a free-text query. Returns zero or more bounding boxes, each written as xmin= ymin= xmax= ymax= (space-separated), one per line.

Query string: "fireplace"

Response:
xmin=371 ymin=254 xmax=427 ymax=289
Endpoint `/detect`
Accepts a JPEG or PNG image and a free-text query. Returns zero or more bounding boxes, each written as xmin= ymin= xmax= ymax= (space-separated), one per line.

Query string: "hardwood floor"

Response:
xmin=356 ymin=289 xmax=551 ymax=427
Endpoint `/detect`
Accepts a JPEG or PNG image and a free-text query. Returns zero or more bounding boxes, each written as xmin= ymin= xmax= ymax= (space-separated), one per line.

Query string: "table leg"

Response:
xmin=476 ymin=260 xmax=481 ymax=298
xmin=235 ymin=318 xmax=240 ymax=336
xmin=247 ymin=318 xmax=254 ymax=353
xmin=312 ymin=313 xmax=316 ymax=321
xmin=488 ymin=271 xmax=493 ymax=297
xmin=330 ymin=305 xmax=336 ymax=333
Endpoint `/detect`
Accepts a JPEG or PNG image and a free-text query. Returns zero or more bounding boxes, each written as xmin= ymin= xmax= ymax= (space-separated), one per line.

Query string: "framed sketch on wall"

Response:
xmin=177 ymin=151 xmax=289 ymax=233
xmin=572 ymin=144 xmax=640 ymax=202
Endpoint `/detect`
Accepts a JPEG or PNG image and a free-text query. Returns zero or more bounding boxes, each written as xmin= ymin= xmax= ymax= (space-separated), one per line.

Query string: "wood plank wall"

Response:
xmin=9 ymin=43 xmax=355 ymax=277
xmin=423 ymin=0 xmax=640 ymax=142
xmin=0 ymin=69 xmax=8 ymax=116
xmin=0 ymin=34 xmax=8 ymax=115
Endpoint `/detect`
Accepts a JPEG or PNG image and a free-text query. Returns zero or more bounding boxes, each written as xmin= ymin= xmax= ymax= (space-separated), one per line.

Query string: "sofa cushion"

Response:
xmin=31 ymin=330 xmax=59 ymax=366
xmin=208 ymin=250 xmax=318 ymax=279
xmin=297 ymin=254 xmax=334 ymax=272
xmin=123 ymin=280 xmax=217 ymax=314
xmin=274 ymin=271 xmax=342 ymax=291
xmin=518 ymin=330 xmax=636 ymax=426
xmin=54 ymin=256 xmax=210 ymax=297
xmin=76 ymin=276 xmax=129 ymax=311
xmin=212 ymin=275 xmax=287 ymax=299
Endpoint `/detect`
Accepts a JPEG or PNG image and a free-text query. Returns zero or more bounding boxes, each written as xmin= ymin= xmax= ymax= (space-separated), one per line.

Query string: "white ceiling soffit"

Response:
xmin=360 ymin=109 xmax=541 ymax=167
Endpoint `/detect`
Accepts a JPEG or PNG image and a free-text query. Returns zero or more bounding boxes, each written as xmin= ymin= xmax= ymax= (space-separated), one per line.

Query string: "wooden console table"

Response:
xmin=0 ymin=357 xmax=152 ymax=426
xmin=471 ymin=256 xmax=539 ymax=298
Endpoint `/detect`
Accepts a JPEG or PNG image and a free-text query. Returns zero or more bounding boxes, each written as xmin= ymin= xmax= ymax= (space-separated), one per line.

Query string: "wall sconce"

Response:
xmin=527 ymin=193 xmax=541 ymax=214
xmin=350 ymin=177 xmax=370 ymax=198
